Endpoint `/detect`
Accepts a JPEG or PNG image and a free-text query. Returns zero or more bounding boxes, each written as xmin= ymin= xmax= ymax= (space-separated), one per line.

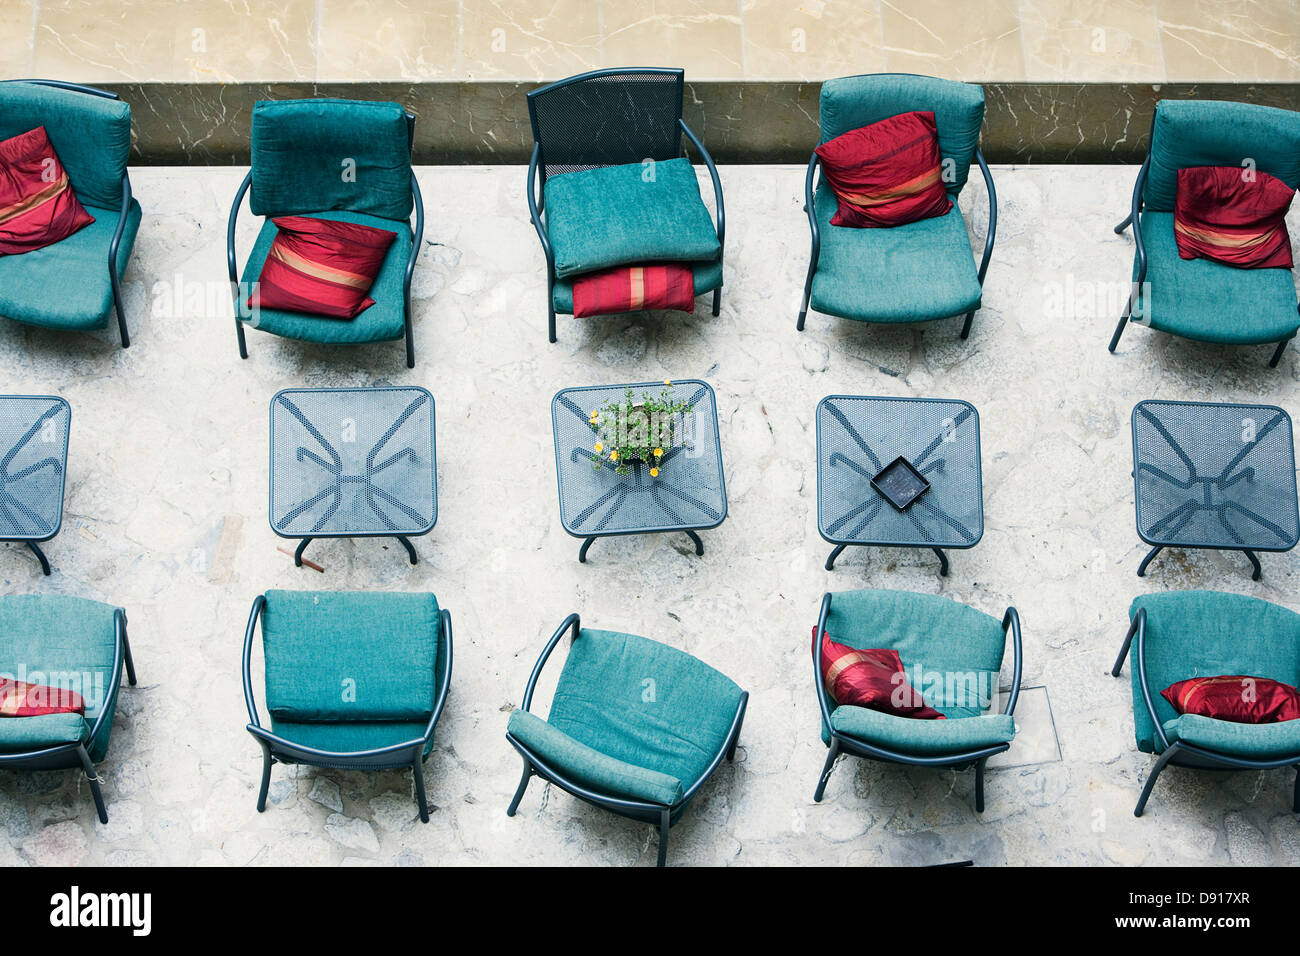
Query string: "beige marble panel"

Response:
xmin=1157 ymin=0 xmax=1299 ymax=81
xmin=878 ymin=0 xmax=1025 ymax=80
xmin=0 ymin=0 xmax=36 ymax=76
xmin=317 ymin=0 xmax=458 ymax=81
xmin=1020 ymin=0 xmax=1165 ymax=81
xmin=460 ymin=0 xmax=600 ymax=80
xmin=602 ymin=0 xmax=745 ymax=80
xmin=33 ymin=0 xmax=319 ymax=83
xmin=741 ymin=0 xmax=885 ymax=81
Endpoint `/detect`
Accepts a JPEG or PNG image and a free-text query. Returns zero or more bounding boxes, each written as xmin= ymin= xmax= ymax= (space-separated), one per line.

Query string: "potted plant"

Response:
xmin=588 ymin=381 xmax=694 ymax=477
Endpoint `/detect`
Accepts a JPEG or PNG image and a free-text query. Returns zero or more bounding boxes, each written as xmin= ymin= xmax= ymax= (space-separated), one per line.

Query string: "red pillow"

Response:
xmin=249 ymin=216 xmax=398 ymax=319
xmin=572 ymin=263 xmax=695 ymax=317
xmin=814 ymin=627 xmax=945 ymax=719
xmin=1161 ymin=675 xmax=1300 ymax=724
xmin=0 ymin=678 xmax=86 ymax=717
xmin=0 ymin=126 xmax=95 ymax=256
xmin=1174 ymin=166 xmax=1294 ymax=270
xmin=814 ymin=110 xmax=952 ymax=228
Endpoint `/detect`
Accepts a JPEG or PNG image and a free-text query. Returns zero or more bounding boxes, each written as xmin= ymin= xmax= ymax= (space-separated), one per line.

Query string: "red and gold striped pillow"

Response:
xmin=814 ymin=627 xmax=945 ymax=719
xmin=0 ymin=678 xmax=86 ymax=717
xmin=250 ymin=215 xmax=398 ymax=319
xmin=814 ymin=110 xmax=952 ymax=229
xmin=572 ymin=263 xmax=695 ymax=317
xmin=1161 ymin=675 xmax=1300 ymax=724
xmin=1174 ymin=166 xmax=1294 ymax=270
xmin=0 ymin=126 xmax=95 ymax=256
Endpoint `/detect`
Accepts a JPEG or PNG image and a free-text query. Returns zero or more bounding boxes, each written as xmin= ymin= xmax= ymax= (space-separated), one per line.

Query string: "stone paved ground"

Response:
xmin=1 ymin=164 xmax=1298 ymax=867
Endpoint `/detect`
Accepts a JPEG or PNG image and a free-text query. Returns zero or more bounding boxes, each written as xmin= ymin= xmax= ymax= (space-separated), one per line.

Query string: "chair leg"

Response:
xmin=726 ymin=711 xmax=745 ymax=761
xmin=506 ymin=759 xmax=532 ymax=816
xmin=656 ymin=808 xmax=670 ymax=867
xmin=1108 ymin=298 xmax=1132 ymax=353
xmin=813 ymin=739 xmax=840 ymax=802
xmin=796 ymin=263 xmax=815 ymax=331
xmin=77 ymin=744 xmax=108 ymax=824
xmin=236 ymin=319 xmax=249 ymax=360
xmin=1293 ymin=766 xmax=1300 ymax=813
xmin=1114 ymin=213 xmax=1133 ymax=235
xmin=111 ymin=279 xmax=130 ymax=349
xmin=974 ymin=757 xmax=988 ymax=813
xmin=404 ymin=320 xmax=415 ymax=369
xmin=1111 ymin=616 xmax=1139 ymax=677
xmin=960 ymin=309 xmax=975 ymax=340
xmin=711 ymin=288 xmax=720 ymax=317
xmin=1134 ymin=746 xmax=1178 ymax=817
xmin=120 ymin=616 xmax=137 ymax=687
xmin=255 ymin=741 xmax=273 ymax=813
xmin=1269 ymin=338 xmax=1289 ymax=368
xmin=412 ymin=752 xmax=430 ymax=823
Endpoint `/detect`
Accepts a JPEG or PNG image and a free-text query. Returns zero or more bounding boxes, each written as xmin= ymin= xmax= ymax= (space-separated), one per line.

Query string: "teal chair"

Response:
xmin=812 ymin=589 xmax=1021 ymax=811
xmin=1109 ymin=99 xmax=1300 ymax=365
xmin=1112 ymin=590 xmax=1300 ymax=816
xmin=0 ymin=595 xmax=137 ymax=823
xmin=797 ymin=74 xmax=996 ymax=340
xmin=227 ymin=98 xmax=425 ymax=368
xmin=526 ymin=68 xmax=725 ymax=343
xmin=506 ymin=614 xmax=747 ymax=866
xmin=242 ymin=590 xmax=452 ymax=822
xmin=0 ymin=80 xmax=139 ymax=348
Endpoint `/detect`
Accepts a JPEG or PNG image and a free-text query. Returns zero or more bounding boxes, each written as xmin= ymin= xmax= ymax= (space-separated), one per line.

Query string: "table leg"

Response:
xmin=1136 ymin=545 xmax=1162 ymax=577
xmin=578 ymin=536 xmax=597 ymax=563
xmin=931 ymin=547 xmax=949 ymax=577
xmin=25 ymin=541 xmax=50 ymax=576
xmin=396 ymin=535 xmax=418 ymax=565
xmin=824 ymin=544 xmax=848 ymax=571
xmin=294 ymin=538 xmax=313 ymax=567
xmin=1243 ymin=549 xmax=1262 ymax=581
xmin=684 ymin=529 xmax=704 ymax=556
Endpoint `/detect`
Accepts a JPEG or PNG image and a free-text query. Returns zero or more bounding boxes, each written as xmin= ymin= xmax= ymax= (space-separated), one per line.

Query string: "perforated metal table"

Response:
xmin=1131 ymin=399 xmax=1298 ymax=580
xmin=551 ymin=379 xmax=726 ymax=563
xmin=269 ymin=386 xmax=436 ymax=567
xmin=816 ymin=395 xmax=983 ymax=576
xmin=0 ymin=395 xmax=70 ymax=576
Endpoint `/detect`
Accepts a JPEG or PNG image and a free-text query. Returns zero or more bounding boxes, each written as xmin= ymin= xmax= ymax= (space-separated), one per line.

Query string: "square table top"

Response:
xmin=1131 ymin=399 xmax=1299 ymax=553
xmin=816 ymin=395 xmax=983 ymax=550
xmin=269 ymin=386 xmax=436 ymax=539
xmin=0 ymin=395 xmax=70 ymax=543
xmin=551 ymin=379 xmax=726 ymax=538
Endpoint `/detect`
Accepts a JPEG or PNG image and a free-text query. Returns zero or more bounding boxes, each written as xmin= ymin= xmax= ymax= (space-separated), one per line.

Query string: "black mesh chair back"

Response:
xmin=527 ymin=68 xmax=685 ymax=183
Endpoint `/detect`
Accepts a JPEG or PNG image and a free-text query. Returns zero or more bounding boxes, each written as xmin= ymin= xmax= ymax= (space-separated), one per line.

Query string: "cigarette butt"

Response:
xmin=277 ymin=546 xmax=324 ymax=573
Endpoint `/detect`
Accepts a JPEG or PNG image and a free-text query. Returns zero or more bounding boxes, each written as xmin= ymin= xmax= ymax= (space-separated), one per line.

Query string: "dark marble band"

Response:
xmin=99 ymin=81 xmax=1299 ymax=166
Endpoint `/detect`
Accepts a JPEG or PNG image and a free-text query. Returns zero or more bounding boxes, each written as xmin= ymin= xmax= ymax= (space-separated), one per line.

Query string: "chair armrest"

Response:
xmin=405 ymin=171 xmax=424 ymax=305
xmin=107 ymin=173 xmax=132 ymax=278
xmin=812 ymin=592 xmax=834 ymax=730
xmin=679 ymin=691 xmax=748 ymax=803
xmin=226 ymin=170 xmax=253 ymax=288
xmin=241 ymin=594 xmax=267 ymax=728
xmin=246 ymin=723 xmax=427 ymax=763
xmin=973 ymin=148 xmax=997 ymax=285
xmin=680 ymin=118 xmax=724 ymax=252
xmin=420 ymin=607 xmax=454 ymax=743
xmin=85 ymin=607 xmax=129 ymax=744
xmin=526 ymin=143 xmax=554 ymax=276
xmin=803 ymin=153 xmax=821 ymax=271
xmin=10 ymin=79 xmax=120 ymax=100
xmin=521 ymin=612 xmax=580 ymax=713
xmin=1001 ymin=607 xmax=1023 ymax=716
xmin=1132 ymin=608 xmax=1170 ymax=751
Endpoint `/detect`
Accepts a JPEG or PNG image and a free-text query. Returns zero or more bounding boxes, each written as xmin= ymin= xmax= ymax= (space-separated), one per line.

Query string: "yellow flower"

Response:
xmin=594 ymin=442 xmax=604 ymax=453
xmin=664 ymin=379 xmax=672 ymax=386
xmin=653 ymin=447 xmax=663 ymax=458
xmin=649 ymin=467 xmax=659 ymax=477
xmin=609 ymin=450 xmax=618 ymax=461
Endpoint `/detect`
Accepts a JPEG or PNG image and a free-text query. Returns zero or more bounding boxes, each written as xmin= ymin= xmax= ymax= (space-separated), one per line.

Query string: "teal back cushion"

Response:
xmin=818 ymin=74 xmax=984 ymax=196
xmin=262 ymin=590 xmax=439 ymax=722
xmin=823 ymin=589 xmax=1005 ymax=715
xmin=0 ymin=595 xmax=120 ymax=759
xmin=1130 ymin=590 xmax=1300 ymax=750
xmin=1143 ymin=99 xmax=1300 ymax=212
xmin=0 ymin=82 xmax=131 ymax=208
xmin=549 ymin=629 xmax=743 ymax=787
xmin=249 ymin=99 xmax=413 ymax=220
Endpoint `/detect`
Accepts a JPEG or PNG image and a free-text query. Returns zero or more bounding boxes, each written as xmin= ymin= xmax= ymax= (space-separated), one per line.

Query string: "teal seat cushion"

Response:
xmin=508 ymin=709 xmax=684 ymax=805
xmin=1133 ymin=212 xmax=1299 ymax=346
xmin=262 ymin=590 xmax=439 ymax=722
xmin=1130 ymin=591 xmax=1300 ymax=753
xmin=238 ymin=210 xmax=411 ymax=344
xmin=829 ymin=706 xmax=1014 ymax=755
xmin=0 ymin=595 xmax=122 ymax=761
xmin=266 ymin=720 xmax=436 ymax=757
xmin=544 ymin=158 xmax=721 ymax=279
xmin=0 ymin=82 xmax=132 ymax=209
xmin=249 ymin=98 xmax=413 ymax=220
xmin=552 ymin=259 xmax=723 ymax=314
xmin=810 ymin=185 xmax=982 ymax=322
xmin=0 ymin=712 xmax=90 ymax=753
xmin=1163 ymin=713 xmax=1300 ymax=760
xmin=0 ymin=199 xmax=140 ymax=330
xmin=546 ymin=628 xmax=743 ymax=796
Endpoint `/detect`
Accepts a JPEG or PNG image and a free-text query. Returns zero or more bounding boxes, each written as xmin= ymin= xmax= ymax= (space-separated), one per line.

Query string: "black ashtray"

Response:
xmin=871 ymin=456 xmax=930 ymax=511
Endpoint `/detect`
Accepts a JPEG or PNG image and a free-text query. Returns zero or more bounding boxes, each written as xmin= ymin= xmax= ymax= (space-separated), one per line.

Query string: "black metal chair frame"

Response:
xmin=1111 ymin=607 xmax=1300 ymax=817
xmin=1109 ymin=115 xmax=1296 ymax=367
xmin=241 ymin=594 xmax=453 ymax=823
xmin=811 ymin=592 xmax=1021 ymax=812
xmin=505 ymin=613 xmax=747 ymax=866
xmin=526 ymin=68 xmax=726 ymax=343
xmin=226 ymin=112 xmax=425 ymax=368
xmin=796 ymin=80 xmax=997 ymax=339
xmin=4 ymin=80 xmax=135 ymax=348
xmin=0 ymin=607 xmax=136 ymax=823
